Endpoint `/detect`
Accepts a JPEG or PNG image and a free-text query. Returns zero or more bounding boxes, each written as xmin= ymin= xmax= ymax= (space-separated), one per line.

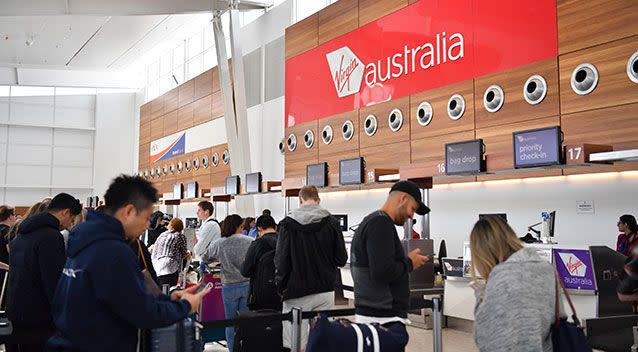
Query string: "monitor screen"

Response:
xmin=333 ymin=214 xmax=348 ymax=231
xmin=306 ymin=163 xmax=328 ymax=187
xmin=246 ymin=172 xmax=262 ymax=194
xmin=225 ymin=176 xmax=240 ymax=195
xmin=339 ymin=157 xmax=364 ymax=185
xmin=173 ymin=183 xmax=183 ymax=200
xmin=186 ymin=182 xmax=198 ymax=199
xmin=445 ymin=139 xmax=484 ymax=175
xmin=513 ymin=126 xmax=562 ymax=168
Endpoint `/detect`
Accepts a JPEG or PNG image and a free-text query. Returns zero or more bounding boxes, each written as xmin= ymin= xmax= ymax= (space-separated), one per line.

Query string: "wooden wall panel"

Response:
xmin=318 ymin=0 xmax=359 ymax=45
xmin=140 ymin=122 xmax=151 ymax=144
xmin=323 ymin=150 xmax=360 ymax=187
xmin=559 ymin=35 xmax=638 ymax=115
xmin=562 ymin=102 xmax=638 ymax=152
xmin=140 ymin=103 xmax=152 ymax=125
xmin=211 ymin=91 xmax=224 ymax=119
xmin=211 ymin=144 xmax=231 ymax=176
xmin=359 ymin=97 xmax=410 ymax=149
xmin=211 ymin=67 xmax=221 ymax=93
xmin=212 ymin=172 xmax=230 ymax=189
xmin=411 ymin=130 xmax=475 ymax=172
xmin=474 ymin=58 xmax=560 ymax=129
xmin=139 ymin=144 xmax=150 ymax=166
xmin=477 ymin=169 xmax=563 ymax=182
xmin=194 ymin=70 xmax=213 ymax=101
xmin=358 ymin=0 xmax=407 ymax=27
xmin=284 ymin=121 xmax=319 ymax=178
xmin=193 ymin=95 xmax=212 ymax=126
xmin=178 ymin=104 xmax=194 ymax=131
xmin=410 ymin=80 xmax=474 ymax=140
xmin=360 ymin=141 xmax=410 ymax=183
xmin=163 ymin=110 xmax=178 ymax=135
xmin=285 ymin=14 xmax=318 ymax=59
xmin=475 ymin=116 xmax=560 ymax=171
xmin=164 ymin=88 xmax=179 ymax=114
xmin=150 ymin=116 xmax=164 ymax=141
xmin=178 ymin=80 xmax=195 ymax=108
xmin=150 ymin=96 xmax=164 ymax=120
xmin=558 ymin=0 xmax=638 ymax=55
xmin=317 ymin=110 xmax=360 ymax=156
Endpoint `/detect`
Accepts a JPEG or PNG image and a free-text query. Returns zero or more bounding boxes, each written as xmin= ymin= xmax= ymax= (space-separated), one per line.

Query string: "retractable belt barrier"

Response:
xmin=200 ymin=298 xmax=444 ymax=352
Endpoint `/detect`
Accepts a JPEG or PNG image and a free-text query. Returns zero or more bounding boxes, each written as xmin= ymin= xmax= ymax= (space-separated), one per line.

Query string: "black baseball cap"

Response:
xmin=390 ymin=181 xmax=431 ymax=215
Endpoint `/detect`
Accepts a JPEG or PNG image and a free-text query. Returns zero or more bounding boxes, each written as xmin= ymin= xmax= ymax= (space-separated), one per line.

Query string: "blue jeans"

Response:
xmin=221 ymin=281 xmax=249 ymax=352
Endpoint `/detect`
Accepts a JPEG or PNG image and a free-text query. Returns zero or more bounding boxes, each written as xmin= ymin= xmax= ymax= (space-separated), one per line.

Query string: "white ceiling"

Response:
xmin=0 ymin=0 xmax=272 ymax=71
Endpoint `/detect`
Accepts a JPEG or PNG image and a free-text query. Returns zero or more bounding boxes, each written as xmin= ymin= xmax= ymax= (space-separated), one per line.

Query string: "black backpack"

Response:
xmin=247 ymin=246 xmax=281 ymax=311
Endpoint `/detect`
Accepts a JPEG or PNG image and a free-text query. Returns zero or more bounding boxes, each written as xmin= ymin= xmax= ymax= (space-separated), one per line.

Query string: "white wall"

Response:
xmin=93 ymin=92 xmax=137 ymax=198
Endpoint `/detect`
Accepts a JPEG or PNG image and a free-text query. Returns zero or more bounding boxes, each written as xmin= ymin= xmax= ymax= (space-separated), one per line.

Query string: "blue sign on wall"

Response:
xmin=513 ymin=126 xmax=562 ymax=168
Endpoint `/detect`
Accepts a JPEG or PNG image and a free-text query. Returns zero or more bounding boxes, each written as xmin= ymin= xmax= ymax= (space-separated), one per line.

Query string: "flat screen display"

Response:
xmin=339 ymin=157 xmax=364 ymax=185
xmin=246 ymin=172 xmax=262 ymax=194
xmin=445 ymin=139 xmax=484 ymax=175
xmin=186 ymin=182 xmax=198 ymax=199
xmin=225 ymin=176 xmax=240 ymax=195
xmin=173 ymin=183 xmax=183 ymax=200
xmin=513 ymin=126 xmax=562 ymax=168
xmin=306 ymin=163 xmax=328 ymax=187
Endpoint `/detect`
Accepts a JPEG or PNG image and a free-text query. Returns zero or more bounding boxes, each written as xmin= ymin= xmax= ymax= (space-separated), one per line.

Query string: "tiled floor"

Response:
xmin=203 ymin=325 xmax=478 ymax=351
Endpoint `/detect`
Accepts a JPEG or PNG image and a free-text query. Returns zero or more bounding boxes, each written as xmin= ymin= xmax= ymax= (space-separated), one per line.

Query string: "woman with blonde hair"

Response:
xmin=471 ymin=216 xmax=556 ymax=352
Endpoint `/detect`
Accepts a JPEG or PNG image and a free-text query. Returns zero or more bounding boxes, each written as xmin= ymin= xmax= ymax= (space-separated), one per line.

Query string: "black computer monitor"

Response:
xmin=306 ymin=163 xmax=328 ymax=187
xmin=548 ymin=211 xmax=556 ymax=237
xmin=173 ymin=183 xmax=183 ymax=200
xmin=246 ymin=172 xmax=262 ymax=194
xmin=225 ymin=176 xmax=240 ymax=195
xmin=186 ymin=181 xmax=198 ymax=199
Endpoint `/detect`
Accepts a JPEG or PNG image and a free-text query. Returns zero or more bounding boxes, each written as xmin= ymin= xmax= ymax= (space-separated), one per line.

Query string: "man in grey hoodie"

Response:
xmin=275 ymin=185 xmax=348 ymax=350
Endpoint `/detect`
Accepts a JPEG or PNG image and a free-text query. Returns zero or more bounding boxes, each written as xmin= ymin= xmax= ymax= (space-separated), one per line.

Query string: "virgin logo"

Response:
xmin=326 ymin=47 xmax=364 ymax=98
xmin=559 ymin=253 xmax=587 ymax=277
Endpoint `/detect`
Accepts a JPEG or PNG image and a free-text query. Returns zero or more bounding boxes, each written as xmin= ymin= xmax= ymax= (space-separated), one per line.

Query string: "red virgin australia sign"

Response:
xmin=285 ymin=0 xmax=558 ymax=127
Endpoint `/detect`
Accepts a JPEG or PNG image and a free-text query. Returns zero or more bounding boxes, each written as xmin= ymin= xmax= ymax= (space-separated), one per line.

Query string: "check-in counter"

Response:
xmin=442 ymin=243 xmax=632 ymax=323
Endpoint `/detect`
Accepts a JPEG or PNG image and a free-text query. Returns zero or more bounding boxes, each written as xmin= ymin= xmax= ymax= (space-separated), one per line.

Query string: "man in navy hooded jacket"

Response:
xmin=47 ymin=175 xmax=210 ymax=352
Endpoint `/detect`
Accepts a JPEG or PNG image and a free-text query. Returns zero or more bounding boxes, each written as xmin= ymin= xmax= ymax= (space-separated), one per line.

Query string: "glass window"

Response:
xmin=55 ymin=87 xmax=97 ymax=96
xmin=296 ymin=0 xmax=328 ymax=22
xmin=203 ymin=24 xmax=215 ymax=50
xmin=159 ymin=75 xmax=172 ymax=95
xmin=160 ymin=51 xmax=172 ymax=76
xmin=173 ymin=43 xmax=185 ymax=69
xmin=10 ymin=86 xmax=55 ymax=97
xmin=147 ymin=60 xmax=160 ymax=84
xmin=188 ymin=31 xmax=204 ymax=60
xmin=173 ymin=65 xmax=185 ymax=86
xmin=187 ymin=55 xmax=203 ymax=80
xmin=147 ymin=82 xmax=159 ymax=101
xmin=0 ymin=86 xmax=10 ymax=97
xmin=203 ymin=48 xmax=217 ymax=71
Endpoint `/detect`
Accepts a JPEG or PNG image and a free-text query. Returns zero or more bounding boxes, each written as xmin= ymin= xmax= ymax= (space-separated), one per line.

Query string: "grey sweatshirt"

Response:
xmin=474 ymin=247 xmax=557 ymax=352
xmin=203 ymin=234 xmax=253 ymax=285
xmin=288 ymin=204 xmax=332 ymax=225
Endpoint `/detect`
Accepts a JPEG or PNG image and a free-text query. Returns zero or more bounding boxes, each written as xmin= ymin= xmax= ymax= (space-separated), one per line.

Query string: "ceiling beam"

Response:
xmin=0 ymin=0 xmax=272 ymax=16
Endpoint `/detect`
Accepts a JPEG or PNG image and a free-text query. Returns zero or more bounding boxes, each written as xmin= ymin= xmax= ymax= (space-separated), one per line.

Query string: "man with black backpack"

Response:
xmin=241 ymin=214 xmax=281 ymax=311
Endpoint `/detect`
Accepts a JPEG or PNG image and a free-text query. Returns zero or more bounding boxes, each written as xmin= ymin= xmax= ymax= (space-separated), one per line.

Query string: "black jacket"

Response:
xmin=350 ymin=211 xmax=413 ymax=318
xmin=0 ymin=224 xmax=10 ymax=264
xmin=241 ymin=232 xmax=280 ymax=310
xmin=146 ymin=226 xmax=167 ymax=247
xmin=241 ymin=232 xmax=278 ymax=279
xmin=275 ymin=206 xmax=347 ymax=301
xmin=8 ymin=213 xmax=66 ymax=328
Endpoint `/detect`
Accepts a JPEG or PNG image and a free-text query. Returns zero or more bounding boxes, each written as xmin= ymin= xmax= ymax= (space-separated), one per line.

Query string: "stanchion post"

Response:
xmin=432 ymin=297 xmax=443 ymax=352
xmin=291 ymin=307 xmax=303 ymax=352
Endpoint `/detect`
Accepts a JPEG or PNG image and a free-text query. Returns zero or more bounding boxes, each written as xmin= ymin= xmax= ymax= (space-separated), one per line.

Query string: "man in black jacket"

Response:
xmin=241 ymin=214 xmax=280 ymax=310
xmin=350 ymin=181 xmax=430 ymax=349
xmin=275 ymin=185 xmax=347 ymax=350
xmin=8 ymin=193 xmax=82 ymax=351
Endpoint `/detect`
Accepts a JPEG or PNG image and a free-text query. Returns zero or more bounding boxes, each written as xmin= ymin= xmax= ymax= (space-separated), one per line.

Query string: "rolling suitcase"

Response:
xmin=233 ymin=309 xmax=283 ymax=352
xmin=148 ymin=316 xmax=204 ymax=352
